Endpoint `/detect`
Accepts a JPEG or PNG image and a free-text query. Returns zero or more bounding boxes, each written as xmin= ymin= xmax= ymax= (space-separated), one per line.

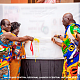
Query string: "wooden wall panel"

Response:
xmin=11 ymin=0 xmax=19 ymax=3
xmin=61 ymin=0 xmax=74 ymax=3
xmin=20 ymin=0 xmax=28 ymax=3
xmin=11 ymin=0 xmax=28 ymax=3
xmin=0 ymin=0 xmax=77 ymax=3
xmin=11 ymin=0 xmax=37 ymax=3
xmin=28 ymin=0 xmax=32 ymax=3
xmin=0 ymin=0 xmax=11 ymax=3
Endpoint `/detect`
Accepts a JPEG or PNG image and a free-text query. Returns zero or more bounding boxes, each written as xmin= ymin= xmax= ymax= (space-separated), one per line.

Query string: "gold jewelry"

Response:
xmin=57 ymin=35 xmax=61 ymax=38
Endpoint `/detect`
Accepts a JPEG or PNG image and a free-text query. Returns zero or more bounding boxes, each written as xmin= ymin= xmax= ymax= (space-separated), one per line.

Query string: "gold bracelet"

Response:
xmin=57 ymin=35 xmax=61 ymax=38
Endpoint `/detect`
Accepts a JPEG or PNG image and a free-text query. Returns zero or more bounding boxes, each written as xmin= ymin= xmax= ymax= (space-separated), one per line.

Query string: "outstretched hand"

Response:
xmin=30 ymin=37 xmax=34 ymax=41
xmin=54 ymin=34 xmax=58 ymax=37
xmin=51 ymin=37 xmax=55 ymax=43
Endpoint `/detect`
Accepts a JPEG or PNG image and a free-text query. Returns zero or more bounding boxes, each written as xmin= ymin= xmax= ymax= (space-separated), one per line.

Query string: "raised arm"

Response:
xmin=54 ymin=34 xmax=63 ymax=40
xmin=76 ymin=33 xmax=80 ymax=51
xmin=51 ymin=37 xmax=62 ymax=47
xmin=3 ymin=32 xmax=34 ymax=42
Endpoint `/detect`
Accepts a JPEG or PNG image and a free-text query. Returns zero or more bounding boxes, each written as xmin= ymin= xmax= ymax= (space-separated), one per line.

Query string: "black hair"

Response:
xmin=1 ymin=19 xmax=10 ymax=26
xmin=10 ymin=22 xmax=21 ymax=32
xmin=1 ymin=19 xmax=6 ymax=26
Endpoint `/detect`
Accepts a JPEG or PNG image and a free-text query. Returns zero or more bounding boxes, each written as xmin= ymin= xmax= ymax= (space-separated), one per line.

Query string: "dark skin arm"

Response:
xmin=3 ymin=32 xmax=34 ymax=42
xmin=51 ymin=34 xmax=63 ymax=47
xmin=54 ymin=34 xmax=63 ymax=40
xmin=51 ymin=37 xmax=62 ymax=47
xmin=76 ymin=33 xmax=80 ymax=51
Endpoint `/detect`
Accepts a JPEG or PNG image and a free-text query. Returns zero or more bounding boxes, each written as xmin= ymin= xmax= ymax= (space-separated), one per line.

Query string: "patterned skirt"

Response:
xmin=0 ymin=61 xmax=10 ymax=80
xmin=62 ymin=54 xmax=79 ymax=80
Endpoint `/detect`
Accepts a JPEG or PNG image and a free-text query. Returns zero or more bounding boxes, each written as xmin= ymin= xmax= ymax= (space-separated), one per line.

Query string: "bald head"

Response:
xmin=63 ymin=13 xmax=73 ymax=21
xmin=1 ymin=19 xmax=11 ymax=32
xmin=62 ymin=13 xmax=74 ymax=28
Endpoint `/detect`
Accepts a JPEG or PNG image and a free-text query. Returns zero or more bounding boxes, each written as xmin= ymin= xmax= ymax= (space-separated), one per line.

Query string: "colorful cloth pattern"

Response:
xmin=11 ymin=40 xmax=26 ymax=60
xmin=62 ymin=23 xmax=80 ymax=80
xmin=0 ymin=26 xmax=13 ymax=79
xmin=10 ymin=34 xmax=26 ymax=80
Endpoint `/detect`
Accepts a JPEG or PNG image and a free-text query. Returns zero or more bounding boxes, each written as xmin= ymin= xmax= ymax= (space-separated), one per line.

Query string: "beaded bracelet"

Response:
xmin=57 ymin=35 xmax=61 ymax=38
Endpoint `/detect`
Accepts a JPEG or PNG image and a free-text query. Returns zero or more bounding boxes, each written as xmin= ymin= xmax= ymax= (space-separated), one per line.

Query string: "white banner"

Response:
xmin=1 ymin=3 xmax=80 ymax=59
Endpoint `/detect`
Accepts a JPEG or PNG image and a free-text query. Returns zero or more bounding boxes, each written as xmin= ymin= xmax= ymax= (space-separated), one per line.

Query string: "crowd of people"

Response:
xmin=0 ymin=13 xmax=80 ymax=80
